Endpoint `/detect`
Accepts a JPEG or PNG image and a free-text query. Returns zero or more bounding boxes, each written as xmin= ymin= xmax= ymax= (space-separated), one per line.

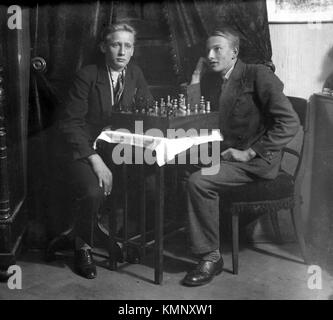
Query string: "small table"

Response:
xmin=95 ymin=129 xmax=223 ymax=284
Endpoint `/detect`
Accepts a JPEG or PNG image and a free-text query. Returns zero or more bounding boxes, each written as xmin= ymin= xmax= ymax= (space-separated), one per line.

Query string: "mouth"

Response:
xmin=209 ymin=61 xmax=218 ymax=68
xmin=116 ymin=58 xmax=127 ymax=63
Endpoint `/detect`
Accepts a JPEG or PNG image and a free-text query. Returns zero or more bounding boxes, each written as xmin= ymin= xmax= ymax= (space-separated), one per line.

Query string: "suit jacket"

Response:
xmin=191 ymin=59 xmax=300 ymax=179
xmin=59 ymin=61 xmax=153 ymax=161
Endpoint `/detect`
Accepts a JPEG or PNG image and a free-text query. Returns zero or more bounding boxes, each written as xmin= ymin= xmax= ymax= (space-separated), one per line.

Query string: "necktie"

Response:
xmin=107 ymin=66 xmax=125 ymax=109
xmin=113 ymin=71 xmax=124 ymax=105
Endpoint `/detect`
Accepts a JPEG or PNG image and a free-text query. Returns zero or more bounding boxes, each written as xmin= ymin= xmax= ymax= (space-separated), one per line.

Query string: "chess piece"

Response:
xmin=154 ymin=101 xmax=159 ymax=116
xmin=159 ymin=98 xmax=165 ymax=117
xmin=206 ymin=101 xmax=211 ymax=113
xmin=166 ymin=95 xmax=172 ymax=117
xmin=186 ymin=103 xmax=191 ymax=115
xmin=200 ymin=96 xmax=206 ymax=113
xmin=194 ymin=104 xmax=199 ymax=114
xmin=178 ymin=102 xmax=187 ymax=116
xmin=172 ymin=99 xmax=178 ymax=117
xmin=179 ymin=94 xmax=185 ymax=107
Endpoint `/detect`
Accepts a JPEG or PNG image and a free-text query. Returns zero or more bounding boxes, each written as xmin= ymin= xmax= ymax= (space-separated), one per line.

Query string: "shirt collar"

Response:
xmin=107 ymin=65 xmax=126 ymax=82
xmin=222 ymin=59 xmax=237 ymax=80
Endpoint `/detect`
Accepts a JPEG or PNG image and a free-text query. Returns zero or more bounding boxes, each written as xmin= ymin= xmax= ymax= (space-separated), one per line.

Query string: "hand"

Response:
xmin=221 ymin=148 xmax=256 ymax=163
xmin=190 ymin=57 xmax=207 ymax=84
xmin=88 ymin=154 xmax=113 ymax=196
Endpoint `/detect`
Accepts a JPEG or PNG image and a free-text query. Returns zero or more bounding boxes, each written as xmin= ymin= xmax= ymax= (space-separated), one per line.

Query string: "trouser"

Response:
xmin=67 ymin=158 xmax=105 ymax=245
xmin=67 ymin=146 xmax=156 ymax=245
xmin=182 ymin=161 xmax=256 ymax=255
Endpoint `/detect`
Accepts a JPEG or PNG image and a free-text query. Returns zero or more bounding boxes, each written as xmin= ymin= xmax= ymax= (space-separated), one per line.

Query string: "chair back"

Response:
xmin=285 ymin=96 xmax=309 ymax=181
xmin=287 ymin=96 xmax=309 ymax=131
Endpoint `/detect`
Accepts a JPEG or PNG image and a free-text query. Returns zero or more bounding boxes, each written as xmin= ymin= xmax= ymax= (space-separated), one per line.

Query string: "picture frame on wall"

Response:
xmin=266 ymin=0 xmax=333 ymax=23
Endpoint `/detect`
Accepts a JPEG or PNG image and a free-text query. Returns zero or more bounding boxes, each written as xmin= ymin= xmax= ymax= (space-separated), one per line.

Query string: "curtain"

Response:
xmin=164 ymin=0 xmax=273 ymax=83
xmin=30 ymin=2 xmax=114 ymax=111
xmin=28 ymin=2 xmax=115 ymax=243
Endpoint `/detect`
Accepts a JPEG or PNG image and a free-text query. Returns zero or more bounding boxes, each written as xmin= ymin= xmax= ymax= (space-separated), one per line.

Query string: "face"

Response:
xmin=101 ymin=30 xmax=134 ymax=71
xmin=206 ymin=35 xmax=238 ymax=74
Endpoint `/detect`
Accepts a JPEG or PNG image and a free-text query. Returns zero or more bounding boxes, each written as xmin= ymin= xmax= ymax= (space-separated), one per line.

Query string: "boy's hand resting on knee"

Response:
xmin=88 ymin=154 xmax=113 ymax=195
xmin=221 ymin=148 xmax=256 ymax=162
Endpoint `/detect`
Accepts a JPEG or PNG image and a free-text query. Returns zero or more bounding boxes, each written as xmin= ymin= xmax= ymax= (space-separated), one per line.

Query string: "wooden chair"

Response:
xmin=225 ymin=96 xmax=310 ymax=274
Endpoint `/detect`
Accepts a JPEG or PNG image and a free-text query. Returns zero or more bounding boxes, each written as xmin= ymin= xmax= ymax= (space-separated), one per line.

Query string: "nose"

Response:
xmin=119 ymin=44 xmax=125 ymax=56
xmin=207 ymin=49 xmax=214 ymax=61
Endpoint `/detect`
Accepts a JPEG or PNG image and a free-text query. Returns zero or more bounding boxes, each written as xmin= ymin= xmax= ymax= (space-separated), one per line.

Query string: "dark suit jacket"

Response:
xmin=59 ymin=61 xmax=153 ymax=161
xmin=191 ymin=59 xmax=300 ymax=179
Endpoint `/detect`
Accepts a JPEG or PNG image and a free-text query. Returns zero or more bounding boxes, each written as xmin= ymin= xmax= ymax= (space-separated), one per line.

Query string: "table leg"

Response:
xmin=154 ymin=164 xmax=164 ymax=284
xmin=140 ymin=164 xmax=146 ymax=259
xmin=108 ymin=197 xmax=118 ymax=270
xmin=123 ymin=163 xmax=128 ymax=261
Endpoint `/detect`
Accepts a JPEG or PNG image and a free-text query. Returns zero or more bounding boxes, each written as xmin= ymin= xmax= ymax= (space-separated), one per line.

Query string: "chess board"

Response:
xmin=108 ymin=111 xmax=220 ymax=135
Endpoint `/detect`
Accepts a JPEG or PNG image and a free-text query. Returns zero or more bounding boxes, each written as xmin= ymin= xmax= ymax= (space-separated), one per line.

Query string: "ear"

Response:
xmin=232 ymin=47 xmax=239 ymax=59
xmin=100 ymin=42 xmax=106 ymax=54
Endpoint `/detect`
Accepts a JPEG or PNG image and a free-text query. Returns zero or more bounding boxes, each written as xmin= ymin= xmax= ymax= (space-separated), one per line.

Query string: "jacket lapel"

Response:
xmin=96 ymin=63 xmax=112 ymax=116
xmin=121 ymin=63 xmax=136 ymax=107
xmin=219 ymin=59 xmax=246 ymax=126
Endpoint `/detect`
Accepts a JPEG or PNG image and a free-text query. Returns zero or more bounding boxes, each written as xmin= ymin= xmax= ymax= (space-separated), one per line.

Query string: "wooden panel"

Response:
xmin=0 ymin=6 xmax=30 ymax=268
xmin=5 ymin=8 xmax=30 ymax=216
xmin=269 ymin=23 xmax=333 ymax=99
xmin=306 ymin=93 xmax=333 ymax=266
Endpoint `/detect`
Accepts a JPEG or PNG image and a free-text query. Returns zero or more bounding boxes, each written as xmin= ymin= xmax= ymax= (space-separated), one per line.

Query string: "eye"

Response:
xmin=214 ymin=47 xmax=222 ymax=53
xmin=110 ymin=42 xmax=120 ymax=48
xmin=125 ymin=43 xmax=133 ymax=50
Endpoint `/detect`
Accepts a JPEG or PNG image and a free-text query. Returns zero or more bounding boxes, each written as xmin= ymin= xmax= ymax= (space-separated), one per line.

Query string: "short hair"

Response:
xmin=208 ymin=27 xmax=240 ymax=51
xmin=100 ymin=23 xmax=137 ymax=43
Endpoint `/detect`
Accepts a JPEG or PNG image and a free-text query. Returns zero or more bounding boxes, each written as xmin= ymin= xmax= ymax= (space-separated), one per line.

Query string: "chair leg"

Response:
xmin=269 ymin=211 xmax=284 ymax=244
xmin=231 ymin=210 xmax=239 ymax=275
xmin=290 ymin=198 xmax=309 ymax=264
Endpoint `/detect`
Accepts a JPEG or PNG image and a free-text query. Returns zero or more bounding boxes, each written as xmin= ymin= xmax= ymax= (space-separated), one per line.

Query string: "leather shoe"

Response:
xmin=74 ymin=248 xmax=97 ymax=279
xmin=182 ymin=257 xmax=224 ymax=286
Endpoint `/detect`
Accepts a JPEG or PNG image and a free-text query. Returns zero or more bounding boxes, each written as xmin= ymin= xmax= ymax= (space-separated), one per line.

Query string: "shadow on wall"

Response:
xmin=319 ymin=45 xmax=333 ymax=89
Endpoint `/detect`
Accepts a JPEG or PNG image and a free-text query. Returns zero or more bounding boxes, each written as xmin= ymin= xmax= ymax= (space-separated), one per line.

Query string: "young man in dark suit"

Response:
xmin=182 ymin=27 xmax=300 ymax=286
xmin=59 ymin=23 xmax=153 ymax=279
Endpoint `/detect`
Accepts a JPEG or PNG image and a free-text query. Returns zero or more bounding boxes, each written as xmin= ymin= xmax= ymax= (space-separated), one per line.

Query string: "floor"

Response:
xmin=1 ymin=230 xmax=333 ymax=300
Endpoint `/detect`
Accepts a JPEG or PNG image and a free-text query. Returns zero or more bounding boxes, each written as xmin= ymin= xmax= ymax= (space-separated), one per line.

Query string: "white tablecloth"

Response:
xmin=94 ymin=129 xmax=223 ymax=166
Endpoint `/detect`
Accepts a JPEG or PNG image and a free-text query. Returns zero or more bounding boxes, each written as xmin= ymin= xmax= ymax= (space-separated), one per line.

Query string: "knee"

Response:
xmin=187 ymin=172 xmax=206 ymax=194
xmin=187 ymin=172 xmax=217 ymax=199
